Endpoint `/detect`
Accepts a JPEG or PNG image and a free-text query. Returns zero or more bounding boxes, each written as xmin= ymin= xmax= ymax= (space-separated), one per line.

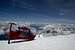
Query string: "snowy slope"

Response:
xmin=0 ymin=34 xmax=75 ymax=50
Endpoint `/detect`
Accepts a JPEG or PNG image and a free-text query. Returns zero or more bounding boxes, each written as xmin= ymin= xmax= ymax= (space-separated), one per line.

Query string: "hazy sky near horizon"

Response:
xmin=0 ymin=0 xmax=75 ymax=23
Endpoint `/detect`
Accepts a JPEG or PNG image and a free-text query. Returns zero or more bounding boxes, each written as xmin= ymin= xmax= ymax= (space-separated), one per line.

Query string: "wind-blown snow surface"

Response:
xmin=0 ymin=34 xmax=75 ymax=50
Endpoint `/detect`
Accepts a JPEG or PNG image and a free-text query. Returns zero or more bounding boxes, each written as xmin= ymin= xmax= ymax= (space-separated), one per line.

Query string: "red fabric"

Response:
xmin=9 ymin=31 xmax=36 ymax=41
xmin=9 ymin=31 xmax=20 ymax=39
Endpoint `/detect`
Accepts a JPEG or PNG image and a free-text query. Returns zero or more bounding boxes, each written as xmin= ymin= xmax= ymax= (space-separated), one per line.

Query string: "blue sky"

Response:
xmin=0 ymin=0 xmax=75 ymax=23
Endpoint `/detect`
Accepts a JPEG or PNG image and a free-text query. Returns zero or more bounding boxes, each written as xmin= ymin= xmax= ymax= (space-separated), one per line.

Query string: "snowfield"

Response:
xmin=0 ymin=34 xmax=75 ymax=50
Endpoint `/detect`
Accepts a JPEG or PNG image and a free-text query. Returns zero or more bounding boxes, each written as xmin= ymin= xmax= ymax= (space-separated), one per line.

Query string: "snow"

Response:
xmin=0 ymin=29 xmax=4 ymax=34
xmin=0 ymin=34 xmax=75 ymax=50
xmin=0 ymin=22 xmax=75 ymax=50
